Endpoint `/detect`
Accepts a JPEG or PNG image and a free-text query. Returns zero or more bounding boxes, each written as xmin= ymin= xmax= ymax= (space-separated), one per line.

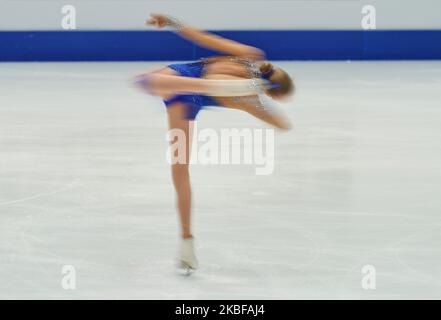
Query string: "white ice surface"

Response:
xmin=0 ymin=61 xmax=441 ymax=299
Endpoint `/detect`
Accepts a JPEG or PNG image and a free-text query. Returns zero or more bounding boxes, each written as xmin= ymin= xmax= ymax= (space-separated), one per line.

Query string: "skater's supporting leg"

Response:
xmin=167 ymin=103 xmax=193 ymax=239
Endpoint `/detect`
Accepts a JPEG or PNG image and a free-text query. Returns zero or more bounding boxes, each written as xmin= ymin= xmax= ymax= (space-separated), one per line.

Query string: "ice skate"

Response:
xmin=178 ymin=237 xmax=198 ymax=275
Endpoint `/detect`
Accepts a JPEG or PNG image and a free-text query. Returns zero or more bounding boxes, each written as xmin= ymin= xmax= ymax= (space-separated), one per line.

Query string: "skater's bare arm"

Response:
xmin=217 ymin=95 xmax=292 ymax=131
xmin=243 ymin=103 xmax=292 ymax=131
xmin=146 ymin=14 xmax=265 ymax=60
xmin=203 ymin=73 xmax=291 ymax=130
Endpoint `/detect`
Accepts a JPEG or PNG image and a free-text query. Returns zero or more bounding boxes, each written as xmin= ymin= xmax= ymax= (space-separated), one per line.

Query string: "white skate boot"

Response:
xmin=178 ymin=237 xmax=199 ymax=274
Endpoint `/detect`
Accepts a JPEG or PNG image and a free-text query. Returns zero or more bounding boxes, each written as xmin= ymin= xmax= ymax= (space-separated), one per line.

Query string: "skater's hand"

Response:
xmin=146 ymin=14 xmax=170 ymax=28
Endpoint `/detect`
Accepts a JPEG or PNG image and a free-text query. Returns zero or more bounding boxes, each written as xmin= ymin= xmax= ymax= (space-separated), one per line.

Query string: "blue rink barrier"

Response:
xmin=0 ymin=30 xmax=440 ymax=61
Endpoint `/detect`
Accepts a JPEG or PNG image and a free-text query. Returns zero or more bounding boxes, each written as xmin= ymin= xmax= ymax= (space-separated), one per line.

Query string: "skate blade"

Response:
xmin=178 ymin=261 xmax=197 ymax=276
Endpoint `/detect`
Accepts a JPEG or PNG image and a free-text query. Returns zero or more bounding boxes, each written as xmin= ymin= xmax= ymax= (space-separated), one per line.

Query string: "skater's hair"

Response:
xmin=260 ymin=62 xmax=295 ymax=99
xmin=202 ymin=56 xmax=295 ymax=99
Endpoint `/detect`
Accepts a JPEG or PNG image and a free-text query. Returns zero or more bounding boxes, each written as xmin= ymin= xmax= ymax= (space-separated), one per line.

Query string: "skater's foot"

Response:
xmin=179 ymin=237 xmax=199 ymax=272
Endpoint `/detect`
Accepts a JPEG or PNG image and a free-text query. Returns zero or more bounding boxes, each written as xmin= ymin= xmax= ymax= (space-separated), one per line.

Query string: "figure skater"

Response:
xmin=135 ymin=14 xmax=295 ymax=272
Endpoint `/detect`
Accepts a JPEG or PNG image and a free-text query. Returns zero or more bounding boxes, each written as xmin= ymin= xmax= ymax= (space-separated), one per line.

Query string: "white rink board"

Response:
xmin=1 ymin=0 xmax=441 ymax=30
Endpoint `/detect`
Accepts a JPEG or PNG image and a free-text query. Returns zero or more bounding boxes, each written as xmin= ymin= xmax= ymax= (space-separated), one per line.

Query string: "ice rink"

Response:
xmin=1 ymin=61 xmax=440 ymax=299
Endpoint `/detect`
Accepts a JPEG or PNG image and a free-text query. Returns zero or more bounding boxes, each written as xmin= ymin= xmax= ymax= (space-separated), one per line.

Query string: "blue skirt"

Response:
xmin=164 ymin=62 xmax=220 ymax=120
